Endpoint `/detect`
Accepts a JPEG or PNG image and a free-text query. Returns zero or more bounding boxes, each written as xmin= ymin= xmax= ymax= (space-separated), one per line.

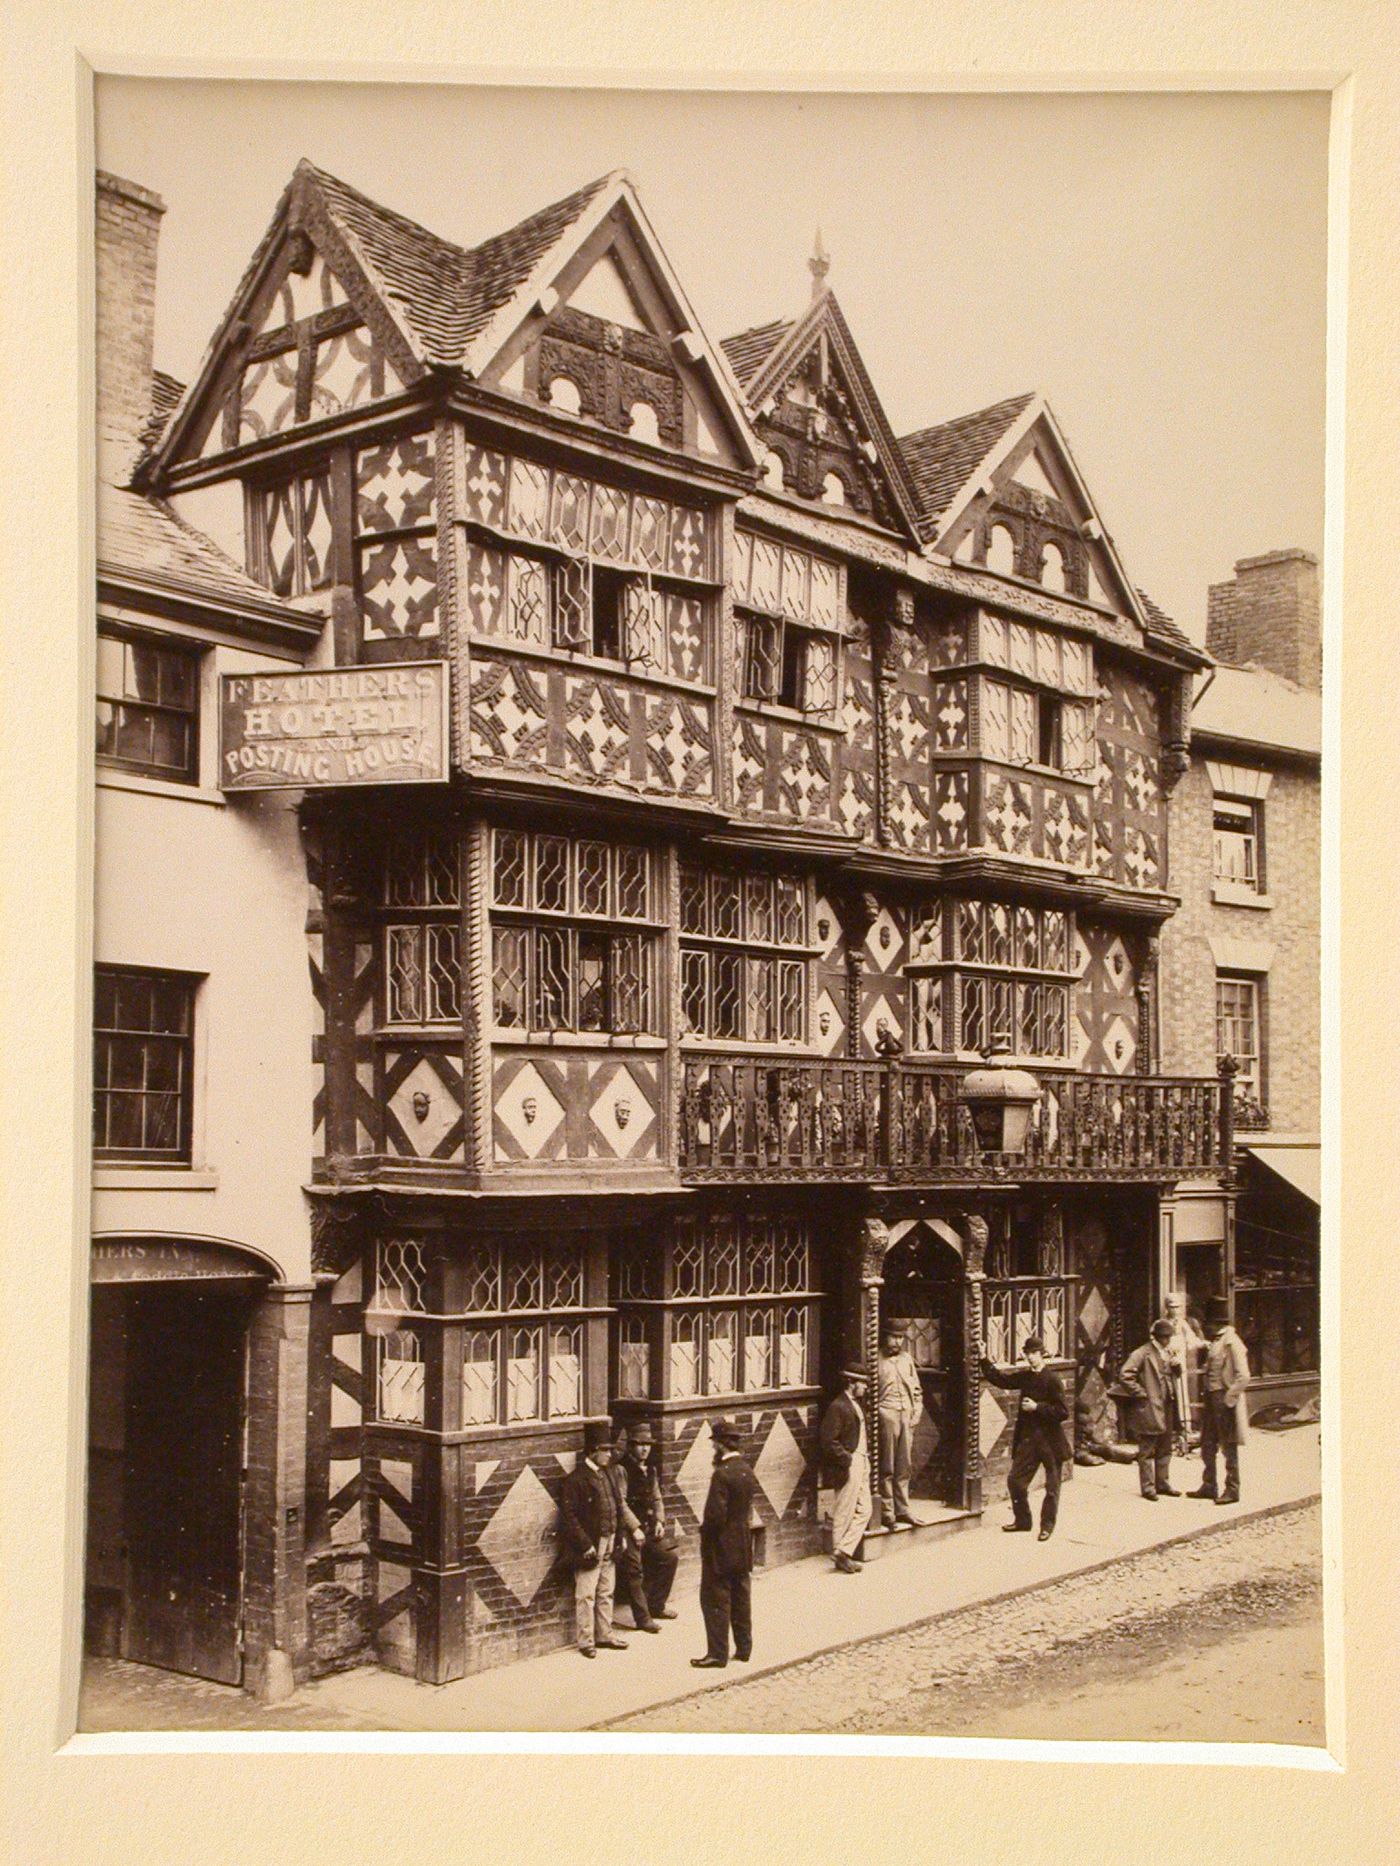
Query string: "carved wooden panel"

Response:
xmin=731 ymin=714 xmax=838 ymax=826
xmin=1092 ymin=663 xmax=1166 ymax=889
xmin=491 ymin=1050 xmax=662 ymax=1165
xmin=979 ymin=769 xmax=1091 ymax=869
xmin=1072 ymin=921 xmax=1140 ymax=1075
xmin=835 ymin=617 xmax=877 ymax=842
xmin=466 ymin=651 xmax=715 ymax=803
xmin=381 ymin=1044 xmax=467 ymax=1162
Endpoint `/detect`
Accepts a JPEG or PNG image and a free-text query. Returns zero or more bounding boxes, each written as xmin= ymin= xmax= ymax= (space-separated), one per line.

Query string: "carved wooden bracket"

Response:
xmin=307 ymin=1195 xmax=364 ymax=1281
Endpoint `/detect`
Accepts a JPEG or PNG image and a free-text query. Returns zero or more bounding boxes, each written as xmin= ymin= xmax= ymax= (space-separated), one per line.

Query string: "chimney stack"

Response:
xmin=95 ymin=170 xmax=166 ymax=479
xmin=1206 ymin=549 xmax=1321 ymax=692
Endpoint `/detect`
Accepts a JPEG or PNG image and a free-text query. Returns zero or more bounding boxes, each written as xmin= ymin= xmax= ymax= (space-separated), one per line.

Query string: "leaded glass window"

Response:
xmin=910 ymin=898 xmax=1074 ymax=1059
xmin=678 ymin=863 xmax=811 ymax=1045
xmin=452 ymin=1237 xmax=590 ymax=1428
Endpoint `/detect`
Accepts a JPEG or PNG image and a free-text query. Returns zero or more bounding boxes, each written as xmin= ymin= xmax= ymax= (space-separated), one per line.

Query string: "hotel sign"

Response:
xmin=220 ymin=661 xmax=448 ymax=791
xmin=92 ymin=1240 xmax=268 ymax=1283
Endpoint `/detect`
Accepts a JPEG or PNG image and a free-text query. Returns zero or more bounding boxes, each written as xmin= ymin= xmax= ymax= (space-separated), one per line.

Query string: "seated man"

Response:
xmin=619 ymin=1419 xmax=679 ymax=1621
xmin=606 ymin=1424 xmax=659 ymax=1633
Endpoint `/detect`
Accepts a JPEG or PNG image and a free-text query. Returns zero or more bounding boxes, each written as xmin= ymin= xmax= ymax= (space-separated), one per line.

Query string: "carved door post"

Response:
xmin=960 ymin=1212 xmax=989 ymax=1514
xmin=845 ymin=1215 xmax=890 ymax=1518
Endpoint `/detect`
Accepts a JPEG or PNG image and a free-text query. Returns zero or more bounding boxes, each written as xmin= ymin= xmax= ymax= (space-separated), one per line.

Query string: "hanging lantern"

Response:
xmin=960 ymin=1057 xmax=1042 ymax=1157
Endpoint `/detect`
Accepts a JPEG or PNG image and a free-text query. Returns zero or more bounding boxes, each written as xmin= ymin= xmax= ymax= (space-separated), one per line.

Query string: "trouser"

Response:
xmin=1136 ymin=1430 xmax=1175 ymax=1496
xmin=832 ymin=1448 xmax=873 ymax=1556
xmin=699 ymin=1560 xmax=752 ymax=1663
xmin=613 ymin=1535 xmax=657 ymax=1628
xmin=573 ymin=1553 xmax=616 ymax=1651
xmin=642 ymin=1536 xmax=679 ymax=1616
xmin=878 ymin=1411 xmax=914 ymax=1517
xmin=1007 ymin=1434 xmax=1062 ymax=1530
xmin=1200 ymin=1392 xmax=1241 ymax=1498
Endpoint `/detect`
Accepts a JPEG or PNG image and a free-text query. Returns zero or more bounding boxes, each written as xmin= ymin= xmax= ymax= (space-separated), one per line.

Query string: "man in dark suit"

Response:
xmin=1113 ymin=1319 xmax=1184 ymax=1500
xmin=691 ymin=1417 xmax=757 ymax=1669
xmin=980 ymin=1333 xmax=1071 ymax=1541
xmin=619 ymin=1419 xmax=679 ymax=1620
xmin=606 ymin=1423 xmax=660 ymax=1633
xmin=820 ymin=1366 xmax=872 ymax=1573
xmin=558 ymin=1421 xmax=631 ymax=1658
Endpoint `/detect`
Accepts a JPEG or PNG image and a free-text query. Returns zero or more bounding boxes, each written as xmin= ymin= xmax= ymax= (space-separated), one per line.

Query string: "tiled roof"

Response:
xmin=719 ymin=318 xmax=794 ymax=387
xmin=98 ymin=480 xmax=304 ymax=617
xmin=303 ymin=160 xmax=617 ymax=369
xmin=1134 ymin=587 xmax=1197 ymax=654
xmin=898 ymin=391 xmax=1037 ymax=529
xmin=1192 ymin=663 xmax=1320 ymax=758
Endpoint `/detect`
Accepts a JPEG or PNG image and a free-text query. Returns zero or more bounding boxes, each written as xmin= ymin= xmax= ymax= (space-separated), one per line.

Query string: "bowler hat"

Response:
xmin=841 ymin=1366 xmax=870 ymax=1384
xmin=628 ymin=1420 xmax=654 ymax=1443
xmin=583 ymin=1422 xmax=612 ymax=1452
xmin=711 ymin=1417 xmax=744 ymax=1447
xmin=1205 ymin=1296 xmax=1231 ymax=1325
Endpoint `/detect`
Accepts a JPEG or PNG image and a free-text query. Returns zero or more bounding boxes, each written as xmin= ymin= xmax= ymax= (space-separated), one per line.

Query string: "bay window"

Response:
xmin=679 ymin=863 xmax=809 ymax=1045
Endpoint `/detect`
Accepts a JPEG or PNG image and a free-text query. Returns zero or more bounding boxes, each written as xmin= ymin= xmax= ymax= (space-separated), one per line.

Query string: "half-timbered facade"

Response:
xmin=133 ymin=159 xmax=1230 ymax=1686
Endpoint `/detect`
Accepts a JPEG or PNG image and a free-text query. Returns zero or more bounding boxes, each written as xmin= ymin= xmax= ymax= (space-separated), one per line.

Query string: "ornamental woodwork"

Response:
xmin=536 ymin=307 xmax=684 ymax=448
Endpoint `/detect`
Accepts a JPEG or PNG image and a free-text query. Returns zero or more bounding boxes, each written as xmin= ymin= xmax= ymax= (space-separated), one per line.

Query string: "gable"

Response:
xmin=737 ymin=294 xmax=922 ymax=539
xmin=476 ymin=199 xmax=756 ymax=470
xmin=934 ymin=407 xmax=1142 ymax=621
xmin=164 ymin=217 xmax=420 ymax=470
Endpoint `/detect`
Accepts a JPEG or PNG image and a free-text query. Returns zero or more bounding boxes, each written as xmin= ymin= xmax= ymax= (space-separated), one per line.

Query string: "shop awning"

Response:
xmin=1242 ymin=1144 xmax=1321 ymax=1208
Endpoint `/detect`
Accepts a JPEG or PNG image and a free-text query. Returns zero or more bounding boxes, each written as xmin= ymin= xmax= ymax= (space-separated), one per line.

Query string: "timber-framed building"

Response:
xmin=102 ymin=158 xmax=1235 ymax=1689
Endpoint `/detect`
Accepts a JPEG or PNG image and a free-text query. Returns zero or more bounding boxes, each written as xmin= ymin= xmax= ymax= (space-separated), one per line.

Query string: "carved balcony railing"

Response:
xmin=678 ymin=1053 xmax=1225 ymax=1182
xmin=678 ymin=1053 xmax=885 ymax=1180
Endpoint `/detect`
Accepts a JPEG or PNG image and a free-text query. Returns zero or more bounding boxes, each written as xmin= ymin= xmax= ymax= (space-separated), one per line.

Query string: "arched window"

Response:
xmin=760 ymin=450 xmax=786 ymax=490
xmin=545 ymin=375 xmax=581 ymax=414
xmin=820 ymin=471 xmax=846 ymax=506
xmin=986 ymin=524 xmax=1016 ymax=575
xmin=627 ymin=400 xmax=660 ymax=444
xmin=1040 ymin=542 xmax=1066 ymax=592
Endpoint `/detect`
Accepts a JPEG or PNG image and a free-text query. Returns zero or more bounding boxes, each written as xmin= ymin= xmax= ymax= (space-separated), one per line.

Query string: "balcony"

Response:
xmin=678 ymin=1053 xmax=1224 ymax=1183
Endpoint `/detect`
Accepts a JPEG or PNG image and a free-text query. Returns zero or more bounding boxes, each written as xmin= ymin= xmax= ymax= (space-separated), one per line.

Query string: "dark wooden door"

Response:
xmin=122 ymin=1284 xmax=250 ymax=1684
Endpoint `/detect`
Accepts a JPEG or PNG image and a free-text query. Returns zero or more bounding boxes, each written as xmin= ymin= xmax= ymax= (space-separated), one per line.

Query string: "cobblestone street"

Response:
xmin=604 ymin=1500 xmax=1324 ymax=1741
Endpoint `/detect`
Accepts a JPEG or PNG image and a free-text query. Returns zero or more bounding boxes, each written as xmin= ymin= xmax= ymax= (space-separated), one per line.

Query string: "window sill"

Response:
xmin=96 ymin=769 xmax=225 ymax=807
xmin=734 ymin=699 xmax=839 ymax=732
xmin=92 ymin=1166 xmax=219 ymax=1190
xmin=1212 ymin=883 xmax=1272 ymax=910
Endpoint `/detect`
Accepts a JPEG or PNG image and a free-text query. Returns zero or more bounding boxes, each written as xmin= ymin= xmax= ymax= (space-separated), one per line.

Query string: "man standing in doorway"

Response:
xmin=1190 ymin=1296 xmax=1251 ymax=1505
xmin=877 ymin=1319 xmax=923 ymax=1528
xmin=559 ymin=1422 xmax=630 ymax=1658
xmin=820 ymin=1367 xmax=873 ymax=1573
xmin=691 ymin=1417 xmax=757 ymax=1670
xmin=1113 ymin=1319 xmax=1184 ymax=1500
xmin=980 ymin=1334 xmax=1071 ymax=1540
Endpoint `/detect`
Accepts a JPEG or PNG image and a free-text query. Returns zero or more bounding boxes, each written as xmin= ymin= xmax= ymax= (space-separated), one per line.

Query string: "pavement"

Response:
xmin=295 ymin=1421 xmax=1321 ymax=1735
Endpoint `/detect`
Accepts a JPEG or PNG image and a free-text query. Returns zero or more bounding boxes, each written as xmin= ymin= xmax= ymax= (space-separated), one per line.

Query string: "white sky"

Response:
xmin=96 ymin=81 xmax=1328 ymax=644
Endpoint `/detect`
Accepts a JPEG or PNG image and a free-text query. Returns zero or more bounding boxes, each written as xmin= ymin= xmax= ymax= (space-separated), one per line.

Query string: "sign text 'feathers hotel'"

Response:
xmin=220 ymin=662 xmax=448 ymax=791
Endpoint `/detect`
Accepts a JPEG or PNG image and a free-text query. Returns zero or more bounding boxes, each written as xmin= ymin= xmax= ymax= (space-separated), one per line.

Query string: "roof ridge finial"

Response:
xmin=808 ymin=228 xmax=830 ymax=301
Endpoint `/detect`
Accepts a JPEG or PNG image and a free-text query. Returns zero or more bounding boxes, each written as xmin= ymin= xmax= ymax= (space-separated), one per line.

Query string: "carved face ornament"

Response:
xmin=615 ymin=1099 xmax=632 ymax=1130
xmin=411 ymin=1090 xmax=431 ymax=1123
xmin=521 ymin=1094 xmax=538 ymax=1126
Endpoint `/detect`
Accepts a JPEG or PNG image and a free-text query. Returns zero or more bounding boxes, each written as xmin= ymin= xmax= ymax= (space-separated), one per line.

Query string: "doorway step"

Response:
xmin=856 ymin=1506 xmax=975 ymax=1563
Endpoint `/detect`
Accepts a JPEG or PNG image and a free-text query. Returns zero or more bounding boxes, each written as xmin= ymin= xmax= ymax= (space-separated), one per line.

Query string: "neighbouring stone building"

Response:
xmin=88 ymin=158 xmax=1234 ymax=1694
xmin=1160 ymin=551 xmax=1321 ymax=1414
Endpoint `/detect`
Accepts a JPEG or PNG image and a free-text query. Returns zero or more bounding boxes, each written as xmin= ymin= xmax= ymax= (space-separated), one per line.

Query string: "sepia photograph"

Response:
xmin=78 ymin=76 xmax=1328 ymax=1747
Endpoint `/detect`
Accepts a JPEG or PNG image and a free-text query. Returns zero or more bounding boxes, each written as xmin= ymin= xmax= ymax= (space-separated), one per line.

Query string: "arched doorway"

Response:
xmin=879 ymin=1220 xmax=965 ymax=1505
xmin=88 ymin=1237 xmax=270 ymax=1683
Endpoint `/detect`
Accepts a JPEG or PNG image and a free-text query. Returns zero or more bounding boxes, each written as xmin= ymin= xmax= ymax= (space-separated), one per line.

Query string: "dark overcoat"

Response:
xmin=818 ymin=1389 xmax=865 ymax=1487
xmin=980 ymin=1359 xmax=1073 ymax=1464
xmin=558 ymin=1459 xmax=618 ymax=1567
xmin=701 ymin=1454 xmax=757 ymax=1578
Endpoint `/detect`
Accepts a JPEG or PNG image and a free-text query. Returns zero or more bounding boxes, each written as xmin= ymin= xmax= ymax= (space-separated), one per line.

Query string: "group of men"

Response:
xmin=559 ymin=1295 xmax=1252 ymax=1663
xmin=559 ymin=1415 xmax=756 ymax=1667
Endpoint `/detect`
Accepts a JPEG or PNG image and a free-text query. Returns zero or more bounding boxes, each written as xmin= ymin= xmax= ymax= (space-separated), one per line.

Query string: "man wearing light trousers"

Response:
xmin=820 ymin=1366 xmax=873 ymax=1573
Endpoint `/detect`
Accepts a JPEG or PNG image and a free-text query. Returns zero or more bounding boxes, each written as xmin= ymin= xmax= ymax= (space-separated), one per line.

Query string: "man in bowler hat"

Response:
xmin=1190 ymin=1296 xmax=1251 ymax=1504
xmin=558 ymin=1421 xmax=631 ymax=1657
xmin=820 ymin=1366 xmax=873 ymax=1573
xmin=1113 ymin=1318 xmax=1185 ymax=1500
xmin=980 ymin=1333 xmax=1071 ymax=1540
xmin=692 ymin=1417 xmax=757 ymax=1669
xmin=619 ymin=1419 xmax=679 ymax=1620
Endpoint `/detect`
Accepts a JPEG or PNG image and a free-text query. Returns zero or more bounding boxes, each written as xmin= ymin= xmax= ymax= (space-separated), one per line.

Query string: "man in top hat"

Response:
xmin=820 ymin=1365 xmax=873 ymax=1573
xmin=618 ymin=1419 xmax=680 ymax=1620
xmin=1189 ymin=1297 xmax=1251 ymax=1504
xmin=1113 ymin=1319 xmax=1185 ymax=1501
xmin=558 ymin=1422 xmax=631 ymax=1658
xmin=691 ymin=1417 xmax=757 ymax=1669
xmin=877 ymin=1319 xmax=924 ymax=1528
xmin=979 ymin=1333 xmax=1071 ymax=1540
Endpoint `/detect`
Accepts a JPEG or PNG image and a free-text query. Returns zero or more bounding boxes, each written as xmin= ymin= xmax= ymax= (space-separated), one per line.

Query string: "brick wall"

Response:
xmin=1159 ymin=753 xmax=1320 ymax=1134
xmin=1207 ymin=551 xmax=1321 ymax=692
xmin=95 ymin=170 xmax=165 ymax=464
